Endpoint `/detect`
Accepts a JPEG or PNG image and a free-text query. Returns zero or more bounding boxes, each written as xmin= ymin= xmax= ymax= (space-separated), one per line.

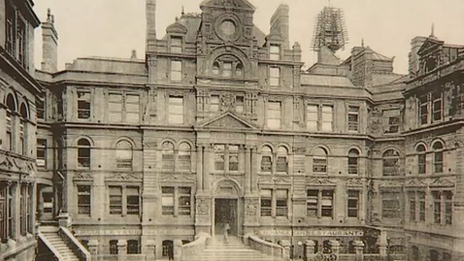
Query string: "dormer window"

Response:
xmin=425 ymin=57 xmax=437 ymax=73
xmin=270 ymin=44 xmax=281 ymax=60
xmin=170 ymin=36 xmax=182 ymax=53
xmin=223 ymin=62 xmax=233 ymax=77
xmin=211 ymin=56 xmax=244 ymax=78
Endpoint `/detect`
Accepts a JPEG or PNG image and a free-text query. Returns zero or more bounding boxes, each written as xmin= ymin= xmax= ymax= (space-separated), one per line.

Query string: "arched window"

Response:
xmin=214 ymin=145 xmax=225 ymax=171
xmin=348 ymin=149 xmax=359 ymax=175
xmin=178 ymin=142 xmax=191 ymax=171
xmin=109 ymin=240 xmax=118 ymax=255
xmin=432 ymin=142 xmax=444 ymax=173
xmin=162 ymin=141 xmax=175 ymax=171
xmin=5 ymin=94 xmax=16 ymax=151
xmin=276 ymin=146 xmax=288 ymax=173
xmin=235 ymin=63 xmax=243 ymax=77
xmin=416 ymin=144 xmax=426 ymax=174
xmin=261 ymin=146 xmax=273 ymax=173
xmin=77 ymin=139 xmax=91 ymax=169
xmin=382 ymin=149 xmax=400 ymax=176
xmin=116 ymin=140 xmax=133 ymax=169
xmin=313 ymin=147 xmax=328 ymax=173
xmin=212 ymin=61 xmax=220 ymax=75
xmin=127 ymin=240 xmax=140 ymax=254
xmin=19 ymin=103 xmax=28 ymax=155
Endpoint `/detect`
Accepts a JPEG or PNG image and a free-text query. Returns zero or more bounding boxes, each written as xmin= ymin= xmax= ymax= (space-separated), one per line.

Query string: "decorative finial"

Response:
xmin=47 ymin=8 xmax=51 ymax=22
xmin=175 ymin=16 xmax=179 ymax=22
xmin=131 ymin=49 xmax=137 ymax=59
xmin=51 ymin=14 xmax=55 ymax=24
xmin=327 ymin=0 xmax=331 ymax=7
xmin=361 ymin=38 xmax=364 ymax=47
xmin=430 ymin=23 xmax=435 ymax=37
xmin=181 ymin=6 xmax=185 ymax=15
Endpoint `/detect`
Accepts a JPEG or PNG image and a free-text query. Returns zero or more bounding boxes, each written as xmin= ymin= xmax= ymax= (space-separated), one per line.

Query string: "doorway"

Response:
xmin=214 ymin=199 xmax=237 ymax=236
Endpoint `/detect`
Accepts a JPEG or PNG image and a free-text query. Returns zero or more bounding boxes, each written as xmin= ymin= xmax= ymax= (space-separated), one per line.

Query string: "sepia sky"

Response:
xmin=32 ymin=0 xmax=464 ymax=74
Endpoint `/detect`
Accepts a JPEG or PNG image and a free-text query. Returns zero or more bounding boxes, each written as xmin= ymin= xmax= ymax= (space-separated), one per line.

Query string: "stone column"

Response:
xmin=329 ymin=240 xmax=340 ymax=255
xmin=279 ymin=240 xmax=291 ymax=260
xmin=378 ymin=231 xmax=388 ymax=257
xmin=204 ymin=145 xmax=212 ymax=191
xmin=354 ymin=240 xmax=365 ymax=261
xmin=145 ymin=240 xmax=156 ymax=260
xmin=304 ymin=240 xmax=315 ymax=261
xmin=88 ymin=240 xmax=99 ymax=259
xmin=174 ymin=239 xmax=183 ymax=261
xmin=251 ymin=146 xmax=258 ymax=192
xmin=196 ymin=145 xmax=203 ymax=192
xmin=117 ymin=240 xmax=127 ymax=261
xmin=245 ymin=146 xmax=251 ymax=194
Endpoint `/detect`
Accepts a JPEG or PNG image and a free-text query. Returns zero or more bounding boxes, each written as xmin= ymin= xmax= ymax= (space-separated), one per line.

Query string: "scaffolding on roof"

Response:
xmin=311 ymin=6 xmax=349 ymax=53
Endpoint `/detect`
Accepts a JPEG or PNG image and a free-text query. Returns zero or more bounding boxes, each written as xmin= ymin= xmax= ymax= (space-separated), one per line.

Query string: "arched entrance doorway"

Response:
xmin=212 ymin=180 xmax=242 ymax=237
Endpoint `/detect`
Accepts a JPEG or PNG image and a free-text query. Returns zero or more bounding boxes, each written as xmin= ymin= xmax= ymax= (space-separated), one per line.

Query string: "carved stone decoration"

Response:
xmin=220 ymin=93 xmax=236 ymax=112
xmin=259 ymin=176 xmax=291 ymax=185
xmin=208 ymin=116 xmax=250 ymax=129
xmin=346 ymin=178 xmax=364 ymax=187
xmin=160 ymin=174 xmax=196 ymax=183
xmin=0 ymin=156 xmax=14 ymax=169
xmin=197 ymin=199 xmax=210 ymax=216
xmin=73 ymin=172 xmax=93 ymax=181
xmin=405 ymin=178 xmax=427 ymax=187
xmin=430 ymin=178 xmax=455 ymax=187
xmin=106 ymin=173 xmax=142 ymax=181
xmin=143 ymin=142 xmax=157 ymax=149
xmin=379 ymin=180 xmax=402 ymax=188
xmin=245 ymin=200 xmax=258 ymax=216
xmin=306 ymin=177 xmax=336 ymax=185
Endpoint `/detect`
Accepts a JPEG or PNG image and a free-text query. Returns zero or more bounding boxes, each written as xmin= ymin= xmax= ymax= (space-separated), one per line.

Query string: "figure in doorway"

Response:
xmin=223 ymin=222 xmax=231 ymax=243
xmin=168 ymin=244 xmax=174 ymax=260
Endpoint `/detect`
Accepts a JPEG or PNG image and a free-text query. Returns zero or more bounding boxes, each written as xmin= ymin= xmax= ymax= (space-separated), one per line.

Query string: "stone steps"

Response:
xmin=41 ymin=229 xmax=81 ymax=261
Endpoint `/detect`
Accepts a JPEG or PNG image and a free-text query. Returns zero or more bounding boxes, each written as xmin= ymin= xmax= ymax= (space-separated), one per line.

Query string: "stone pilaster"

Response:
xmin=88 ymin=240 xmax=99 ymax=259
xmin=304 ymin=240 xmax=316 ymax=261
xmin=145 ymin=240 xmax=156 ymax=260
xmin=117 ymin=240 xmax=127 ymax=261
xmin=174 ymin=239 xmax=182 ymax=261
xmin=354 ymin=241 xmax=365 ymax=261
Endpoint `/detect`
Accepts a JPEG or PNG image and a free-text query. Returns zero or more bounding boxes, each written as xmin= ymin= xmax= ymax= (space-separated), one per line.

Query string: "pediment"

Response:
xmin=201 ymin=0 xmax=255 ymax=10
xmin=197 ymin=112 xmax=258 ymax=130
xmin=430 ymin=178 xmax=455 ymax=187
xmin=406 ymin=178 xmax=427 ymax=187
xmin=166 ymin=23 xmax=188 ymax=34
xmin=418 ymin=37 xmax=444 ymax=55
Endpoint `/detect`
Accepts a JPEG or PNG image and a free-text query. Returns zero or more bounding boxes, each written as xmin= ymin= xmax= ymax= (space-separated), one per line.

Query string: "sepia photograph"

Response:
xmin=1 ymin=0 xmax=464 ymax=260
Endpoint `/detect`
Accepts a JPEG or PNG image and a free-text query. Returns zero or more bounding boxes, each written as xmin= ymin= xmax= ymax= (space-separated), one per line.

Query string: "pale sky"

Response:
xmin=32 ymin=0 xmax=464 ymax=74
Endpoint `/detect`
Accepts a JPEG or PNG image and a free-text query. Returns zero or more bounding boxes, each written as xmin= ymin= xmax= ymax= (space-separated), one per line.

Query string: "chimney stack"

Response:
xmin=270 ymin=4 xmax=290 ymax=49
xmin=41 ymin=8 xmax=59 ymax=73
xmin=146 ymin=0 xmax=157 ymax=53
xmin=409 ymin=36 xmax=427 ymax=76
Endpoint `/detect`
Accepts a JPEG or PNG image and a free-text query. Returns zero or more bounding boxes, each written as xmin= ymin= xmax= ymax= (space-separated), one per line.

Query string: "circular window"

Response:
xmin=220 ymin=20 xmax=236 ymax=36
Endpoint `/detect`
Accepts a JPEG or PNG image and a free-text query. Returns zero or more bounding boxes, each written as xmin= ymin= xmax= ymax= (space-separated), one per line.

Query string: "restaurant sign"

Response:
xmin=294 ymin=230 xmax=364 ymax=237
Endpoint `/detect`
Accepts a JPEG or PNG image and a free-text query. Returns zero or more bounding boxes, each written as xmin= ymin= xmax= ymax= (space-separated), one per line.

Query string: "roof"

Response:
xmin=372 ymin=51 xmax=393 ymax=61
xmin=253 ymin=25 xmax=266 ymax=47
xmin=66 ymin=57 xmax=147 ymax=75
xmin=301 ymin=74 xmax=355 ymax=88
xmin=372 ymin=73 xmax=404 ymax=87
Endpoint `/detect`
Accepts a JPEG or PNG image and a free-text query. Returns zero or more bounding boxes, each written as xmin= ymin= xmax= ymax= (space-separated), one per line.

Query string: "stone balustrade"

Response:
xmin=181 ymin=232 xmax=211 ymax=260
xmin=58 ymin=227 xmax=91 ymax=261
xmin=247 ymin=235 xmax=285 ymax=259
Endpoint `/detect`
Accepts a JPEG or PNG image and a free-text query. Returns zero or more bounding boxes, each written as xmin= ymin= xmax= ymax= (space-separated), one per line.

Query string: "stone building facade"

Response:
xmin=0 ymin=0 xmax=41 ymax=261
xmin=3 ymin=0 xmax=463 ymax=260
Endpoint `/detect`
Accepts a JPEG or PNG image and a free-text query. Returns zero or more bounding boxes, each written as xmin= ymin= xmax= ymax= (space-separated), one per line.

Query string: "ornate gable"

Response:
xmin=418 ymin=37 xmax=444 ymax=56
xmin=166 ymin=22 xmax=188 ymax=34
xmin=430 ymin=178 xmax=455 ymax=188
xmin=197 ymin=111 xmax=258 ymax=130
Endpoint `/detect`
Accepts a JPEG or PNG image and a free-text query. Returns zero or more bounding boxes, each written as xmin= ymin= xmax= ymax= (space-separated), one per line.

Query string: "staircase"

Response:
xmin=190 ymin=236 xmax=285 ymax=261
xmin=39 ymin=226 xmax=81 ymax=261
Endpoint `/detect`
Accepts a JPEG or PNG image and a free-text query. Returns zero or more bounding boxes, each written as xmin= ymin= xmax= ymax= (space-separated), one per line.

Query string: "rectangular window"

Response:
xmin=260 ymin=189 xmax=272 ymax=217
xmin=444 ymin=191 xmax=452 ymax=225
xmin=210 ymin=95 xmax=220 ymax=112
xmin=348 ymin=106 xmax=359 ymax=132
xmin=321 ymin=190 xmax=333 ymax=217
xmin=347 ymin=190 xmax=359 ymax=218
xmin=270 ymin=67 xmax=280 ymax=87
xmin=276 ymin=155 xmax=288 ymax=173
xmin=418 ymin=192 xmax=426 ymax=222
xmin=387 ymin=117 xmax=400 ymax=133
xmin=77 ymin=91 xmax=91 ymax=119
xmin=223 ymin=62 xmax=232 ymax=77
xmin=168 ymin=96 xmax=184 ymax=124
xmin=109 ymin=240 xmax=118 ymax=255
xmin=178 ymin=187 xmax=191 ymax=216
xmin=37 ymin=139 xmax=47 ymax=168
xmin=433 ymin=191 xmax=441 ymax=224
xmin=126 ymin=187 xmax=140 ymax=215
xmin=313 ymin=156 xmax=327 ymax=173
xmin=267 ymin=101 xmax=281 ymax=129
xmin=19 ymin=120 xmax=25 ymax=155
xmin=5 ymin=1 xmax=16 ymax=55
xmin=127 ymin=240 xmax=140 ymax=254
xmin=236 ymin=96 xmax=244 ymax=114
xmin=162 ymin=187 xmax=175 ymax=215
xmin=125 ymin=94 xmax=140 ymax=123
xmin=306 ymin=105 xmax=318 ymax=131
xmin=77 ymin=185 xmax=91 ymax=216
xmin=109 ymin=186 xmax=123 ymax=215
xmin=17 ymin=17 xmax=27 ymax=67
xmin=270 ymin=44 xmax=281 ymax=60
xmin=108 ymin=93 xmax=123 ymax=122
xmin=214 ymin=145 xmax=225 ymax=171
xmin=170 ymin=36 xmax=182 ymax=53
xmin=432 ymin=91 xmax=442 ymax=122
xmin=36 ymin=99 xmax=45 ymax=120
xmin=171 ymin=60 xmax=182 ymax=82
xmin=419 ymin=94 xmax=429 ymax=125
xmin=228 ymin=145 xmax=239 ymax=171
xmin=321 ymin=105 xmax=333 ymax=132
xmin=5 ymin=113 xmax=12 ymax=151
xmin=306 ymin=190 xmax=318 ymax=217
xmin=409 ymin=192 xmax=416 ymax=222
xmin=418 ymin=153 xmax=426 ymax=174
xmin=382 ymin=192 xmax=400 ymax=219
xmin=275 ymin=189 xmax=288 ymax=217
